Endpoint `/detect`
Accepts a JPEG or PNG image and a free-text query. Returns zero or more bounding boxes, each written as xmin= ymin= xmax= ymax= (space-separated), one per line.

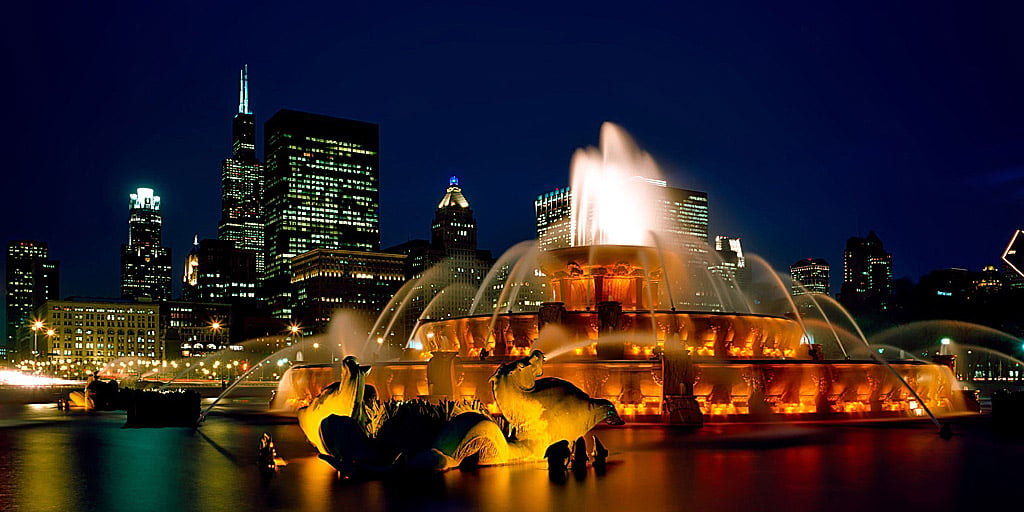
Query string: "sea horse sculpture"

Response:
xmin=297 ymin=356 xmax=368 ymax=455
xmin=305 ymin=349 xmax=622 ymax=473
xmin=490 ymin=350 xmax=624 ymax=454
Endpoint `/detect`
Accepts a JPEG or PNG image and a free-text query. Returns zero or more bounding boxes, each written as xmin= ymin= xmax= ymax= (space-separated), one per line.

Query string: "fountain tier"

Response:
xmin=275 ymin=244 xmax=976 ymax=423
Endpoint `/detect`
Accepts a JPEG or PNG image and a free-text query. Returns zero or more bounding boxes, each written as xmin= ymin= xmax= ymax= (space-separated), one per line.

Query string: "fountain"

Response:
xmin=274 ymin=123 xmax=976 ymax=448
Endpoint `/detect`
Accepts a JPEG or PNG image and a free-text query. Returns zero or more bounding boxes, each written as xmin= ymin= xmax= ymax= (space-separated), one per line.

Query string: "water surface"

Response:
xmin=0 ymin=403 xmax=1018 ymax=512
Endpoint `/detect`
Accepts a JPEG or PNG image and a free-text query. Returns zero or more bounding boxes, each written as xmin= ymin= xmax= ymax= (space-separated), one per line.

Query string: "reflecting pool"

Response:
xmin=0 ymin=402 xmax=1018 ymax=512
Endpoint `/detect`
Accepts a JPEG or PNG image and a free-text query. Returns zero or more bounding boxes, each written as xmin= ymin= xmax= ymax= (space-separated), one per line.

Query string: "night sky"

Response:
xmin=3 ymin=2 xmax=1024 ymax=307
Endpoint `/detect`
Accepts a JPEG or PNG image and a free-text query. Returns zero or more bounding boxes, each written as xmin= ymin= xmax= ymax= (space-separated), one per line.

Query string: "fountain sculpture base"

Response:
xmin=664 ymin=395 xmax=703 ymax=427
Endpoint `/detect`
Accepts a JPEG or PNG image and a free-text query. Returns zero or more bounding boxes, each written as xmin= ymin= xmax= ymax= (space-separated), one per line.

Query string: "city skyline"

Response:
xmin=4 ymin=3 xmax=1024 ymax=303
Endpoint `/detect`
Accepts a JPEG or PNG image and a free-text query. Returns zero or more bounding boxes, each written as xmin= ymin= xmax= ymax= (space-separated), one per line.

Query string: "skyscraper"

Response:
xmin=5 ymin=241 xmax=59 ymax=360
xmin=379 ymin=178 xmax=495 ymax=350
xmin=432 ymin=177 xmax=477 ymax=257
xmin=219 ymin=65 xmax=266 ymax=275
xmin=790 ymin=258 xmax=830 ymax=296
xmin=660 ymin=185 xmax=709 ymax=247
xmin=263 ymin=109 xmax=380 ymax=318
xmin=121 ymin=187 xmax=173 ymax=301
xmin=535 ymin=187 xmax=573 ymax=250
xmin=182 ymin=236 xmax=200 ymax=301
xmin=711 ymin=236 xmax=751 ymax=290
xmin=534 ymin=181 xmax=708 ymax=249
xmin=839 ymin=231 xmax=892 ymax=310
xmin=425 ymin=176 xmax=494 ymax=317
xmin=183 ymin=238 xmax=258 ymax=305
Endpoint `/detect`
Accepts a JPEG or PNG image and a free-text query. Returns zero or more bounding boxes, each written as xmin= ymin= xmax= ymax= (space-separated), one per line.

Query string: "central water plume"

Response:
xmin=571 ymin=123 xmax=667 ymax=246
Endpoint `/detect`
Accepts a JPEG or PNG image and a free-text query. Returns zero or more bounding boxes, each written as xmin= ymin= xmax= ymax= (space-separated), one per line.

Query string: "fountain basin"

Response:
xmin=274 ymin=357 xmax=971 ymax=422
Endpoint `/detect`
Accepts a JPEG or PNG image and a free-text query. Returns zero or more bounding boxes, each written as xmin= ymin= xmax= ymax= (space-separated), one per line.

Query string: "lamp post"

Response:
xmin=288 ymin=324 xmax=303 ymax=362
xmin=45 ymin=329 xmax=55 ymax=367
xmin=211 ymin=321 xmax=222 ymax=348
xmin=30 ymin=320 xmax=45 ymax=360
xmin=210 ymin=321 xmax=223 ymax=383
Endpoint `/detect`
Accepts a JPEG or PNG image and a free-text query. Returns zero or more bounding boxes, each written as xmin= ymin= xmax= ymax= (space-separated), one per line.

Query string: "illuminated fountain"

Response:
xmin=275 ymin=123 xmax=975 ymax=442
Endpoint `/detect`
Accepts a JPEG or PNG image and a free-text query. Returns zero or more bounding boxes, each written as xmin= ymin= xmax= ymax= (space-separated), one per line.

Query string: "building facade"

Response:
xmin=290 ymin=248 xmax=407 ymax=332
xmin=791 ymin=258 xmax=831 ymax=296
xmin=422 ymin=176 xmax=494 ymax=319
xmin=711 ymin=236 xmax=752 ymax=291
xmin=161 ymin=301 xmax=233 ymax=359
xmin=535 ymin=182 xmax=708 ymax=249
xmin=5 ymin=240 xmax=59 ymax=361
xmin=263 ymin=109 xmax=380 ymax=318
xmin=219 ymin=65 xmax=266 ymax=276
xmin=660 ymin=184 xmax=709 ymax=247
xmin=839 ymin=231 xmax=893 ymax=310
xmin=36 ymin=298 xmax=161 ymax=372
xmin=121 ymin=188 xmax=173 ymax=301
xmin=183 ymin=238 xmax=258 ymax=305
xmin=535 ymin=187 xmax=573 ymax=250
xmin=380 ymin=178 xmax=494 ymax=351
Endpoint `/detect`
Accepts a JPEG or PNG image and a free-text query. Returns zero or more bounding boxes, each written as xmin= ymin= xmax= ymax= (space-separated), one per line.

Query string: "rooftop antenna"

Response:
xmin=239 ymin=65 xmax=250 ymax=114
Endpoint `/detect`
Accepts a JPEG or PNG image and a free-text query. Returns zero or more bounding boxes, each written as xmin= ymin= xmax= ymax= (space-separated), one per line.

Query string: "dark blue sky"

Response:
xmin=3 ymin=1 xmax=1024 ymax=301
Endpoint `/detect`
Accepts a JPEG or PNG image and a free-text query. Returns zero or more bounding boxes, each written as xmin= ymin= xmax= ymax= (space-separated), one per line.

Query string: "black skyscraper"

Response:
xmin=263 ymin=109 xmax=380 ymax=318
xmin=839 ymin=231 xmax=893 ymax=311
xmin=219 ymin=65 xmax=266 ymax=276
xmin=5 ymin=240 xmax=59 ymax=360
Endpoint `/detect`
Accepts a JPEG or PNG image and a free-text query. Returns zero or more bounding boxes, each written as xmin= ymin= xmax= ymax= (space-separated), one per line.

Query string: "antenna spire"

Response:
xmin=239 ymin=65 xmax=250 ymax=114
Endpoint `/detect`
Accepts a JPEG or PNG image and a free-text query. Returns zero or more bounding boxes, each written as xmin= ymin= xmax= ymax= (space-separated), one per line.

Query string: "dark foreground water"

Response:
xmin=0 ymin=402 xmax=1020 ymax=512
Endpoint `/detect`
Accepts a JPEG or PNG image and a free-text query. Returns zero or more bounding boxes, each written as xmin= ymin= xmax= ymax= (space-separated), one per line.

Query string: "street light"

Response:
xmin=209 ymin=321 xmax=224 ymax=355
xmin=30 ymin=320 xmax=45 ymax=359
xmin=45 ymin=329 xmax=55 ymax=361
xmin=287 ymin=324 xmax=303 ymax=349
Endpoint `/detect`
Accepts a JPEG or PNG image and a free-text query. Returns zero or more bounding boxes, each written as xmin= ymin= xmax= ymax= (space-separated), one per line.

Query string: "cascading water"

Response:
xmin=808 ymin=293 xmax=944 ymax=430
xmin=792 ymin=288 xmax=850 ymax=358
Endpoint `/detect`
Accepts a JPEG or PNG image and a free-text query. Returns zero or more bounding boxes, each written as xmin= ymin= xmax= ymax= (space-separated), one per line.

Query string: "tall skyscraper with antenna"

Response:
xmin=219 ymin=65 xmax=265 ymax=276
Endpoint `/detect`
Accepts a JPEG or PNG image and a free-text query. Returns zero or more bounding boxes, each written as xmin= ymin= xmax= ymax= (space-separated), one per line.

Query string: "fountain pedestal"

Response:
xmin=661 ymin=350 xmax=703 ymax=427
xmin=426 ymin=351 xmax=459 ymax=399
xmin=538 ymin=302 xmax=566 ymax=331
xmin=597 ymin=301 xmax=625 ymax=359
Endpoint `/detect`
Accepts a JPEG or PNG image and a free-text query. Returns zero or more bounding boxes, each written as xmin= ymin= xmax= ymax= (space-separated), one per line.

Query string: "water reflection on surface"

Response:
xmin=0 ymin=404 xmax=1018 ymax=512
